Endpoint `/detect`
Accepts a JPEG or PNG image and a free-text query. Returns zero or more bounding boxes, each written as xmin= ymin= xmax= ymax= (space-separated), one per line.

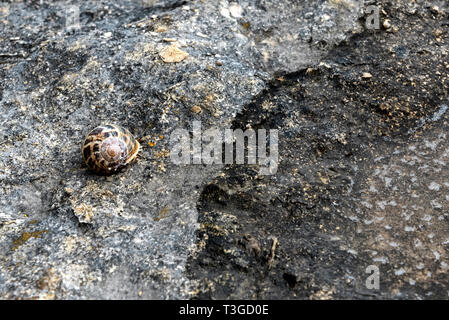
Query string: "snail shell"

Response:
xmin=82 ymin=124 xmax=140 ymax=174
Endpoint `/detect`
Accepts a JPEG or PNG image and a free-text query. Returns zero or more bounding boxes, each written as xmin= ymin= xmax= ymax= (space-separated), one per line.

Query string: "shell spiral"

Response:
xmin=82 ymin=124 xmax=140 ymax=174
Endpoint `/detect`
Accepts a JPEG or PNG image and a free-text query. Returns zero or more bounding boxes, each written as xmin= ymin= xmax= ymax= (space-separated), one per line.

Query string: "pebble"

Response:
xmin=159 ymin=45 xmax=189 ymax=63
xmin=362 ymin=72 xmax=373 ymax=79
xmin=229 ymin=3 xmax=243 ymax=18
xmin=220 ymin=8 xmax=230 ymax=19
xmin=190 ymin=105 xmax=202 ymax=114
xmin=155 ymin=26 xmax=168 ymax=33
xmin=430 ymin=6 xmax=441 ymax=14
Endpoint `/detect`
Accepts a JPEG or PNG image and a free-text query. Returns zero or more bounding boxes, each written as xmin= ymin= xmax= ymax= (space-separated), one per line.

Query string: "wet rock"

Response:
xmin=186 ymin=0 xmax=449 ymax=299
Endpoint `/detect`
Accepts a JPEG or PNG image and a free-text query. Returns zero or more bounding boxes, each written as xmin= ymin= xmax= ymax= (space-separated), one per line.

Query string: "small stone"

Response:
xmin=220 ymin=8 xmax=230 ymax=19
xmin=229 ymin=3 xmax=243 ymax=18
xmin=215 ymin=61 xmax=223 ymax=66
xmin=64 ymin=187 xmax=74 ymax=194
xmin=362 ymin=72 xmax=372 ymax=79
xmin=306 ymin=67 xmax=316 ymax=75
xmin=430 ymin=6 xmax=441 ymax=14
xmin=73 ymin=203 xmax=94 ymax=224
xmin=190 ymin=105 xmax=202 ymax=114
xmin=196 ymin=32 xmax=209 ymax=38
xmin=155 ymin=25 xmax=168 ymax=33
xmin=321 ymin=14 xmax=331 ymax=22
xmin=433 ymin=29 xmax=443 ymax=38
xmin=383 ymin=19 xmax=391 ymax=29
xmin=159 ymin=45 xmax=189 ymax=63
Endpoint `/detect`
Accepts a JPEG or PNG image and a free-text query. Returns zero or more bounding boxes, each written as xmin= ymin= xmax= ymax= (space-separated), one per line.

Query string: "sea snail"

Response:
xmin=82 ymin=124 xmax=140 ymax=174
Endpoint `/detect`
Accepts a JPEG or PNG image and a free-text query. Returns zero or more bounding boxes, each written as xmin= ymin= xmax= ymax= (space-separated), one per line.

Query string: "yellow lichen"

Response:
xmin=159 ymin=45 xmax=189 ymax=63
xmin=11 ymin=230 xmax=48 ymax=251
xmin=72 ymin=203 xmax=94 ymax=223
xmin=154 ymin=149 xmax=170 ymax=159
xmin=154 ymin=206 xmax=170 ymax=222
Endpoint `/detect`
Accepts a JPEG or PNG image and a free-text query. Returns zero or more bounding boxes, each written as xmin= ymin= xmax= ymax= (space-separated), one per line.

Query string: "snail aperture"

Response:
xmin=82 ymin=124 xmax=140 ymax=174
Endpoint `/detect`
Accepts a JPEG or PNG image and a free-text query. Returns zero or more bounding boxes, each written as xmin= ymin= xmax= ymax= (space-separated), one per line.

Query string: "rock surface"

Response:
xmin=0 ymin=0 xmax=448 ymax=299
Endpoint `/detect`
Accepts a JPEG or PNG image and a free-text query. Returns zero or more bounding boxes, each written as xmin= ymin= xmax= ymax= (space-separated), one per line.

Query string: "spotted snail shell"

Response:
xmin=82 ymin=124 xmax=140 ymax=174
